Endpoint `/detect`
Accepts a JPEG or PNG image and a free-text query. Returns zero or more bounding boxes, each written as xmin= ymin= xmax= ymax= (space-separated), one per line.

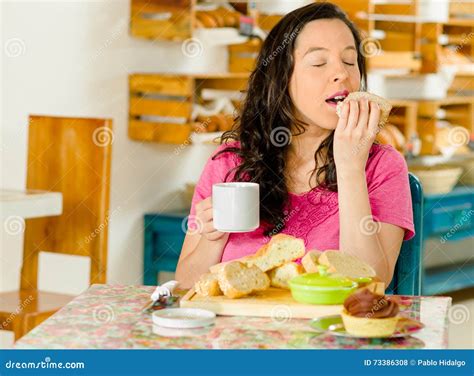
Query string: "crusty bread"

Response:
xmin=217 ymin=261 xmax=270 ymax=299
xmin=243 ymin=234 xmax=305 ymax=272
xmin=194 ymin=273 xmax=222 ymax=297
xmin=268 ymin=262 xmax=304 ymax=289
xmin=301 ymin=249 xmax=323 ymax=273
xmin=318 ymin=250 xmax=377 ymax=279
xmin=210 ymin=234 xmax=305 ymax=274
xmin=336 ymin=91 xmax=392 ymax=126
xmin=209 ymin=260 xmax=232 ymax=274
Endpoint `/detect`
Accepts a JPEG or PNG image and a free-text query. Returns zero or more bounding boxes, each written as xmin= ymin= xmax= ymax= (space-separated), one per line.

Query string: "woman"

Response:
xmin=176 ymin=2 xmax=414 ymax=288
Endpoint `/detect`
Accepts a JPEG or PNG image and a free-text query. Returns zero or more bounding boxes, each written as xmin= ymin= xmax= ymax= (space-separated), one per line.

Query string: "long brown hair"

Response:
xmin=215 ymin=2 xmax=368 ymax=235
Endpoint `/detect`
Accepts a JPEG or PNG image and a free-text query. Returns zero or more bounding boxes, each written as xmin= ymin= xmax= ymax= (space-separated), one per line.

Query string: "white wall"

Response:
xmin=1 ymin=0 xmax=225 ymax=296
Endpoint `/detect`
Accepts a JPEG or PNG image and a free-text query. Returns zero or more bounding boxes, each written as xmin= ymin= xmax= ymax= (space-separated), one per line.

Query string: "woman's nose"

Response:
xmin=331 ymin=61 xmax=349 ymax=82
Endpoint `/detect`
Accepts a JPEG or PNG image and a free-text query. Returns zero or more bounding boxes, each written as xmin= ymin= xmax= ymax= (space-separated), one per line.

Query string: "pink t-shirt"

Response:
xmin=189 ymin=141 xmax=415 ymax=262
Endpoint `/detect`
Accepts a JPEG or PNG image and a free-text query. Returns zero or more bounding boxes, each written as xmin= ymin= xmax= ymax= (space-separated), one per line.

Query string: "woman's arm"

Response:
xmin=175 ymin=233 xmax=228 ymax=288
xmin=175 ymin=197 xmax=229 ymax=288
xmin=337 ymin=169 xmax=404 ymax=285
xmin=334 ymin=99 xmax=405 ymax=285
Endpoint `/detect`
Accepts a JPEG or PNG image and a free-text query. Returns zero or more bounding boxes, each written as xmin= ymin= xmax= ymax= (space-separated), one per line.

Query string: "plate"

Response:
xmin=310 ymin=315 xmax=425 ymax=339
xmin=152 ymin=308 xmax=216 ymax=329
xmin=152 ymin=324 xmax=212 ymax=338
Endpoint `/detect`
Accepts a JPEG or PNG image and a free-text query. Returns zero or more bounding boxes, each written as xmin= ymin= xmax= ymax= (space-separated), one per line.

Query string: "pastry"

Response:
xmin=341 ymin=287 xmax=400 ymax=337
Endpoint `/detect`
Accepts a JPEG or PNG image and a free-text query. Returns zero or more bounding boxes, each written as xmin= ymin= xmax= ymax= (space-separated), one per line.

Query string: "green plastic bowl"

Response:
xmin=288 ymin=273 xmax=358 ymax=305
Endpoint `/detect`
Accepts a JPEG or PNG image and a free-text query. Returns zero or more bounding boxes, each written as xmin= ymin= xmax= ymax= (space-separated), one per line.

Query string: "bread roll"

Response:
xmin=318 ymin=250 xmax=377 ymax=279
xmin=301 ymin=250 xmax=323 ymax=273
xmin=224 ymin=12 xmax=239 ymax=27
xmin=207 ymin=10 xmax=225 ymax=27
xmin=376 ymin=126 xmax=396 ymax=147
xmin=268 ymin=262 xmax=304 ymax=289
xmin=385 ymin=124 xmax=406 ymax=150
xmin=194 ymin=273 xmax=222 ymax=297
xmin=196 ymin=12 xmax=218 ymax=28
xmin=336 ymin=91 xmax=392 ymax=127
xmin=217 ymin=261 xmax=270 ymax=299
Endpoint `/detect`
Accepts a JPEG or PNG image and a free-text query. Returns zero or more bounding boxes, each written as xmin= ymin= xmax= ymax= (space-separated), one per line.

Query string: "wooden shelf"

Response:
xmin=444 ymin=18 xmax=474 ymax=27
xmin=387 ymin=99 xmax=418 ymax=140
xmin=130 ymin=0 xmax=248 ymax=42
xmin=416 ymin=96 xmax=473 ymax=155
xmin=128 ymin=73 xmax=246 ymax=144
xmin=332 ymin=0 xmax=473 ymax=73
xmin=191 ymin=72 xmax=250 ymax=79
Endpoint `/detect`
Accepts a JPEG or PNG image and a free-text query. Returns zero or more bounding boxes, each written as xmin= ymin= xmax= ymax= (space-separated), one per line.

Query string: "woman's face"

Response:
xmin=289 ymin=19 xmax=361 ymax=130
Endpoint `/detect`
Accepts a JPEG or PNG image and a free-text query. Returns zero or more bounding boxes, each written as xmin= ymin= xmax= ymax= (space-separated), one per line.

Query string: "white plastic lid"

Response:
xmin=152 ymin=308 xmax=216 ymax=329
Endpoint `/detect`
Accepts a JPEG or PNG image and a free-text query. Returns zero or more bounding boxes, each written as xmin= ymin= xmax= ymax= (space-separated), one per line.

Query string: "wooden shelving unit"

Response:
xmin=128 ymin=73 xmax=248 ymax=144
xmin=130 ymin=0 xmax=249 ymax=41
xmin=332 ymin=0 xmax=473 ymax=73
xmin=130 ymin=0 xmax=194 ymax=41
xmin=387 ymin=99 xmax=418 ymax=140
xmin=416 ymin=96 xmax=474 ymax=154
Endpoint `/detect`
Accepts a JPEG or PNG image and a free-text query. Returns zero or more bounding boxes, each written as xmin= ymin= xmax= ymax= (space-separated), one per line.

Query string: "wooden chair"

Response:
xmin=0 ymin=115 xmax=113 ymax=341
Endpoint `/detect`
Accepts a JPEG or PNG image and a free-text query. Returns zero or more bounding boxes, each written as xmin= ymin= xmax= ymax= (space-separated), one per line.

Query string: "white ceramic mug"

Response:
xmin=212 ymin=182 xmax=260 ymax=232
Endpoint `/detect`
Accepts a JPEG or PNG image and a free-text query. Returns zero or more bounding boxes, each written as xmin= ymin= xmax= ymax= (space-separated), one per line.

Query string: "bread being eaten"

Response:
xmin=336 ymin=91 xmax=392 ymax=127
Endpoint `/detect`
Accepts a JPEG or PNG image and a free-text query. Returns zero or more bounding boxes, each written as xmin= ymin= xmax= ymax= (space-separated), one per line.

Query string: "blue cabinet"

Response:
xmin=421 ymin=186 xmax=474 ymax=295
xmin=143 ymin=212 xmax=187 ymax=286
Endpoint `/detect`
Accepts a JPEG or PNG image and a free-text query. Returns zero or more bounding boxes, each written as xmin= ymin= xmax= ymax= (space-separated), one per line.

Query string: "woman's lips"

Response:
xmin=326 ymin=100 xmax=338 ymax=108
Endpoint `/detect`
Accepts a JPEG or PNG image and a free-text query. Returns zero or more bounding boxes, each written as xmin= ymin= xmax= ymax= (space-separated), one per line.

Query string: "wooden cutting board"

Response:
xmin=180 ymin=288 xmax=343 ymax=319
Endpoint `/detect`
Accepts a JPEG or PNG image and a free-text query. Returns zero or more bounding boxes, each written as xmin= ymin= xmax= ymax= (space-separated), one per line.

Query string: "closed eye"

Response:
xmin=312 ymin=62 xmax=355 ymax=67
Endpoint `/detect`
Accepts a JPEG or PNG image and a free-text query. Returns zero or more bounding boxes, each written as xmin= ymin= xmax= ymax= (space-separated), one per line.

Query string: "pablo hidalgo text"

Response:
xmin=418 ymin=359 xmax=466 ymax=367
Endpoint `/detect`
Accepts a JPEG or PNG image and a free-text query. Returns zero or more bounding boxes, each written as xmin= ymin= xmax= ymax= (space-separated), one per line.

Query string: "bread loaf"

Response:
xmin=336 ymin=92 xmax=392 ymax=127
xmin=217 ymin=261 xmax=270 ymax=299
xmin=210 ymin=234 xmax=305 ymax=274
xmin=243 ymin=234 xmax=305 ymax=272
xmin=268 ymin=262 xmax=304 ymax=289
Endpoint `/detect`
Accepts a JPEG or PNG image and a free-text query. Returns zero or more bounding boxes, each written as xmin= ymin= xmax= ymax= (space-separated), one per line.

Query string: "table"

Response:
xmin=15 ymin=284 xmax=452 ymax=349
xmin=0 ymin=189 xmax=62 ymax=219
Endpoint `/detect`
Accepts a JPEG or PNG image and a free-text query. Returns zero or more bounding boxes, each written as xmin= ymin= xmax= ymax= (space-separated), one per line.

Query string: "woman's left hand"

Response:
xmin=333 ymin=99 xmax=381 ymax=174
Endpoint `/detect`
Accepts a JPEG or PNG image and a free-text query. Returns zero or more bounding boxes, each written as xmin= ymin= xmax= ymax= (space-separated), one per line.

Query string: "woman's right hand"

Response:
xmin=194 ymin=197 xmax=230 ymax=242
